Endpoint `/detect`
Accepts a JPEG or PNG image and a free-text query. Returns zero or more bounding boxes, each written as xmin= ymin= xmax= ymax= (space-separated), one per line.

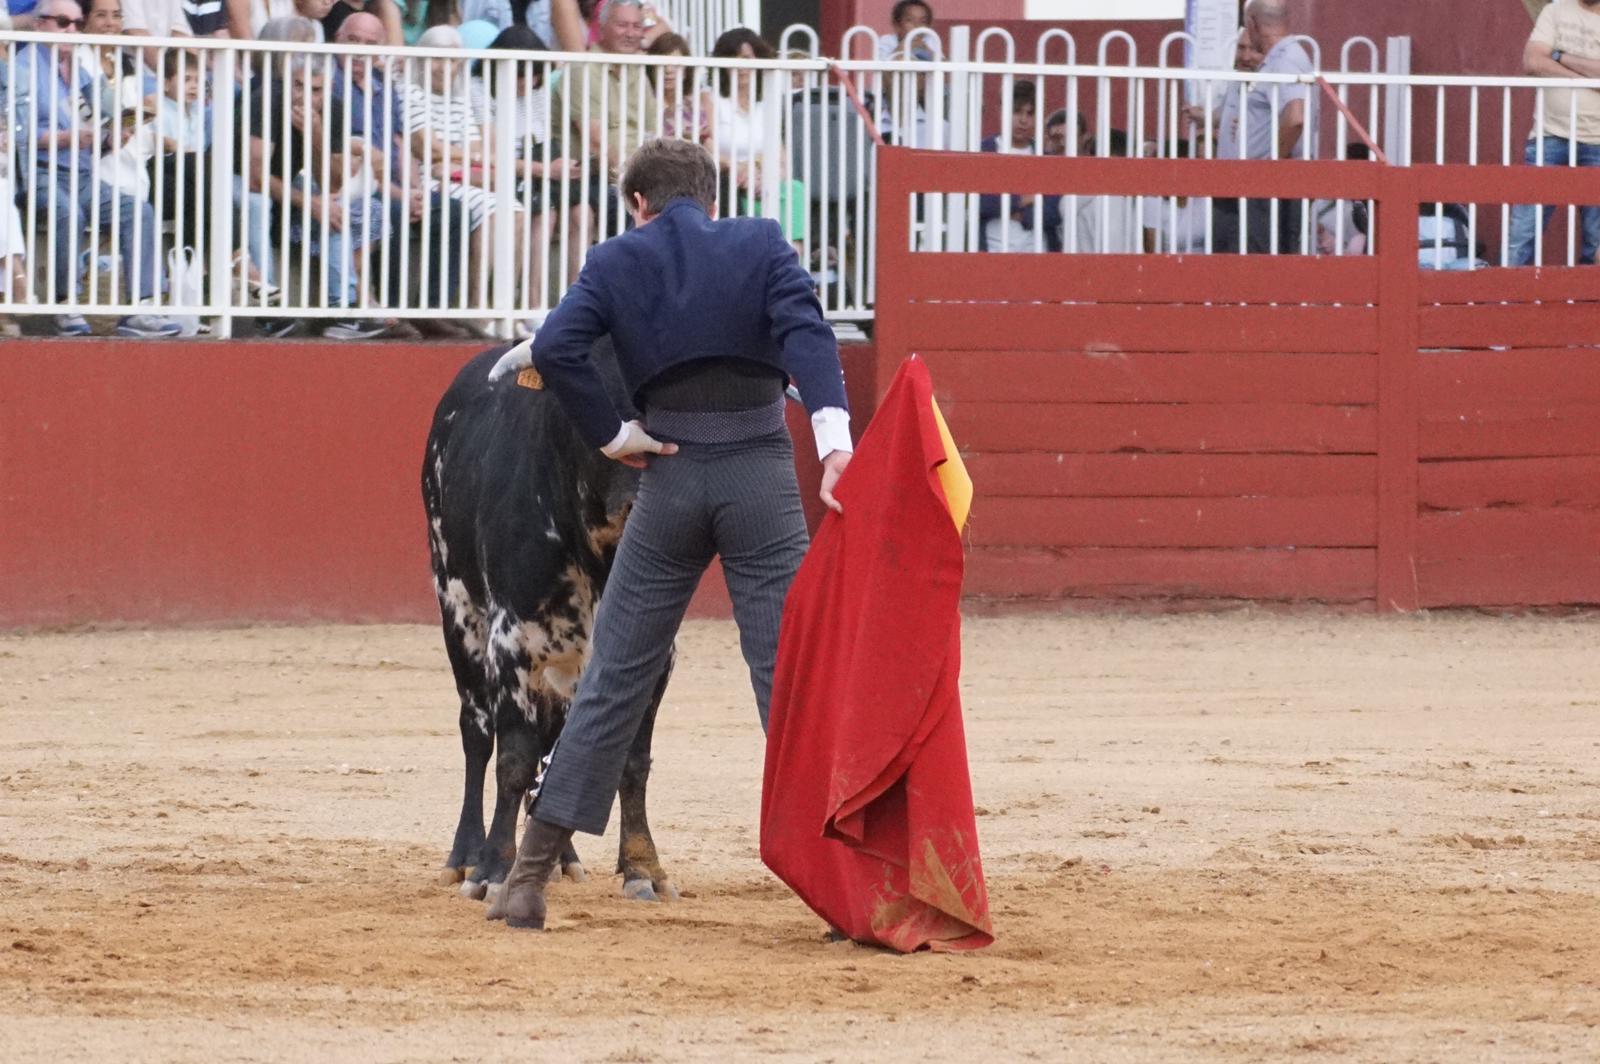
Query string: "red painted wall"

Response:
xmin=0 ymin=340 xmax=879 ymax=627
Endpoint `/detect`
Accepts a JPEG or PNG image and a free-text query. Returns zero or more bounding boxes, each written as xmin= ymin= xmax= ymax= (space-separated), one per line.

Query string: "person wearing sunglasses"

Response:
xmin=10 ymin=0 xmax=181 ymax=336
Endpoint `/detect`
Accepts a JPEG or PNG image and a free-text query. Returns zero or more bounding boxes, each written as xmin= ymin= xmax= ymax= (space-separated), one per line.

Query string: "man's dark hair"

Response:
xmin=892 ymin=0 xmax=932 ymax=26
xmin=622 ymin=137 xmax=718 ymax=215
xmin=1044 ymin=108 xmax=1067 ymax=131
xmin=712 ymin=26 xmax=776 ymax=98
xmin=1009 ymin=79 xmax=1037 ymax=113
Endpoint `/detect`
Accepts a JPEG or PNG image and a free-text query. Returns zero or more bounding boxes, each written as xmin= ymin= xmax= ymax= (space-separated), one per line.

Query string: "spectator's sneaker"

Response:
xmin=55 ymin=314 xmax=93 ymax=337
xmin=116 ymin=314 xmax=183 ymax=339
xmin=322 ymin=319 xmax=390 ymax=340
xmin=257 ymin=318 xmax=301 ymax=339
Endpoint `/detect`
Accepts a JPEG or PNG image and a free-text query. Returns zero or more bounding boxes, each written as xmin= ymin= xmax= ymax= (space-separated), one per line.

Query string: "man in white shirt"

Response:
xmin=1210 ymin=0 xmax=1313 ymax=253
xmin=1508 ymin=0 xmax=1600 ymax=265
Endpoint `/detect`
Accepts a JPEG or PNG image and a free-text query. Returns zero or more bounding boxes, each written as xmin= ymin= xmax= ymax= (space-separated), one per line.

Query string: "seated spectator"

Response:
xmin=236 ymin=18 xmax=388 ymax=338
xmin=551 ymin=0 xmax=648 ymax=237
xmin=647 ymin=31 xmax=705 ymax=140
xmin=474 ymin=24 xmax=592 ymax=312
xmin=1042 ymin=108 xmax=1086 ymax=157
xmin=321 ymin=0 xmax=399 ymax=41
xmin=333 ymin=10 xmax=472 ymax=322
xmin=708 ymin=27 xmax=805 ymax=246
xmin=878 ymin=0 xmax=933 ymax=60
xmin=978 ymin=81 xmax=1060 ymax=253
xmin=1141 ymin=139 xmax=1210 ymax=254
xmin=11 ymin=0 xmax=180 ymax=337
xmin=406 ymin=24 xmax=521 ymax=316
xmin=1064 ymin=130 xmax=1148 ymax=254
xmin=77 ymin=0 xmax=159 ymax=113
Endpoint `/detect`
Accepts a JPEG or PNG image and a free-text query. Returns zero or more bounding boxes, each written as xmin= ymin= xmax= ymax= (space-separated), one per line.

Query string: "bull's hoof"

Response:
xmin=484 ymin=882 xmax=504 ymax=906
xmin=561 ymin=860 xmax=587 ymax=884
xmin=439 ymin=866 xmax=467 ymax=886
xmin=621 ymin=877 xmax=658 ymax=902
xmin=459 ymin=878 xmax=489 ymax=901
xmin=621 ymin=876 xmax=678 ymax=903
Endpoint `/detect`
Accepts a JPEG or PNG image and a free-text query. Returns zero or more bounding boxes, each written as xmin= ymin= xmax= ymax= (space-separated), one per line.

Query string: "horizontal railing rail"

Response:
xmin=3 ymin=28 xmax=1597 ymax=338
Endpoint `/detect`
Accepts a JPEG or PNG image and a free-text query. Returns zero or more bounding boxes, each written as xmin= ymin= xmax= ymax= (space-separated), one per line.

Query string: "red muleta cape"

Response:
xmin=760 ymin=357 xmax=992 ymax=952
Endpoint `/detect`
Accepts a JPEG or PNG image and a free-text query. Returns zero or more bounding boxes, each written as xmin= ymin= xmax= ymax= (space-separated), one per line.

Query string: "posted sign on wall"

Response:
xmin=1185 ymin=0 xmax=1239 ymax=104
xmin=1186 ymin=0 xmax=1238 ymax=70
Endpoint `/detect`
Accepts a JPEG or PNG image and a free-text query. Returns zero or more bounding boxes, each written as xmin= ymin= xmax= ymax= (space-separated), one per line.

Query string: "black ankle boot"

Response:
xmin=487 ymin=817 xmax=574 ymax=929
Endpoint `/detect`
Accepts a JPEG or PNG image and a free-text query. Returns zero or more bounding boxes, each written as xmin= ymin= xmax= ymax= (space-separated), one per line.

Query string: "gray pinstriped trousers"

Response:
xmin=533 ymin=429 xmax=808 ymax=836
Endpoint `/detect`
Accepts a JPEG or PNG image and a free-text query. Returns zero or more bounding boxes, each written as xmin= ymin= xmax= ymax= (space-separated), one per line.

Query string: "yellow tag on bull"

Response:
xmin=516 ymin=367 xmax=545 ymax=391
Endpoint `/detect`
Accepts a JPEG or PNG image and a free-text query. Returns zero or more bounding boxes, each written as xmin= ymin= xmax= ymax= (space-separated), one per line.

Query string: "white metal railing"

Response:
xmin=3 ymin=26 xmax=1598 ymax=338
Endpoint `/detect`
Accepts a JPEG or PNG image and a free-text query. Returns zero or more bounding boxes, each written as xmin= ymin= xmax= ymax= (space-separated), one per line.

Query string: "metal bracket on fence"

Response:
xmin=1316 ymin=75 xmax=1389 ymax=164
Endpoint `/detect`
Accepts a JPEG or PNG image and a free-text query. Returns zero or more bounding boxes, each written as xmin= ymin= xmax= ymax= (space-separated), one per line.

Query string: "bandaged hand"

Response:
xmin=602 ymin=420 xmax=679 ymax=468
xmin=487 ymin=339 xmax=533 ymax=382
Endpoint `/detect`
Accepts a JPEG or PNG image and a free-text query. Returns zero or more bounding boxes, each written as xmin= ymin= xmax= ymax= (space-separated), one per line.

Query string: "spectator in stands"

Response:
xmin=236 ymin=17 xmax=388 ymax=337
xmin=1213 ymin=0 xmax=1313 ymax=254
xmin=76 ymin=0 xmax=173 ymax=123
xmin=332 ymin=10 xmax=470 ymax=324
xmin=878 ymin=0 xmax=933 ymax=60
xmin=1065 ymin=129 xmax=1149 ymax=254
xmin=708 ymin=27 xmax=804 ymax=242
xmin=978 ymin=81 xmax=1060 ymax=253
xmin=1043 ymin=108 xmax=1088 ymax=156
xmin=476 ymin=24 xmax=594 ymax=312
xmin=406 ymin=24 xmax=524 ymax=320
xmin=1508 ymin=0 xmax=1600 ymax=265
xmin=553 ymin=0 xmax=646 ymax=181
xmin=1142 ymin=139 xmax=1210 ymax=253
xmin=12 ymin=0 xmax=181 ymax=337
xmin=648 ymin=32 xmax=706 ymax=140
xmin=321 ymin=0 xmax=400 ymax=41
xmin=1192 ymin=29 xmax=1262 ymax=163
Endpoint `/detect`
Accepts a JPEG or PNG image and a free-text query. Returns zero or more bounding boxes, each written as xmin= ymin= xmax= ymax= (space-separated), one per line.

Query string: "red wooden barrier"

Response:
xmin=0 ymin=340 xmax=878 ymax=626
xmin=875 ymin=148 xmax=1600 ymax=609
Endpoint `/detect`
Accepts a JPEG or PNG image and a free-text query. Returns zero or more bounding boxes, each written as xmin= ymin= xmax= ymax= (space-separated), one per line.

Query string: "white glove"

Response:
xmin=487 ymin=339 xmax=533 ymax=383
xmin=601 ymin=420 xmax=678 ymax=466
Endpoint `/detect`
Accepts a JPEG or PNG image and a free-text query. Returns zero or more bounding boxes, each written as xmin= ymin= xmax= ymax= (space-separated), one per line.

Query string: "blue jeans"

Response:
xmin=39 ymin=168 xmax=163 ymax=303
xmin=1506 ymin=137 xmax=1600 ymax=266
xmin=235 ymin=176 xmax=384 ymax=307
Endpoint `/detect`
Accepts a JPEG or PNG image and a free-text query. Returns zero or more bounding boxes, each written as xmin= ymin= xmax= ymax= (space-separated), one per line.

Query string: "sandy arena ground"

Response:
xmin=2 ymin=613 xmax=1599 ymax=1063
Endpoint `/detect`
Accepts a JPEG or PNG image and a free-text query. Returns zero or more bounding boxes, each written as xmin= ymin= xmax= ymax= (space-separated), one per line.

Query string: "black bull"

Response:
xmin=421 ymin=339 xmax=676 ymax=903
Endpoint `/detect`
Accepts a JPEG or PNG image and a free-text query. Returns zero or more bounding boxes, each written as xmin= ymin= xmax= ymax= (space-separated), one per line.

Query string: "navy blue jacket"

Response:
xmin=531 ymin=198 xmax=848 ymax=449
xmin=976 ymin=135 xmax=1063 ymax=253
